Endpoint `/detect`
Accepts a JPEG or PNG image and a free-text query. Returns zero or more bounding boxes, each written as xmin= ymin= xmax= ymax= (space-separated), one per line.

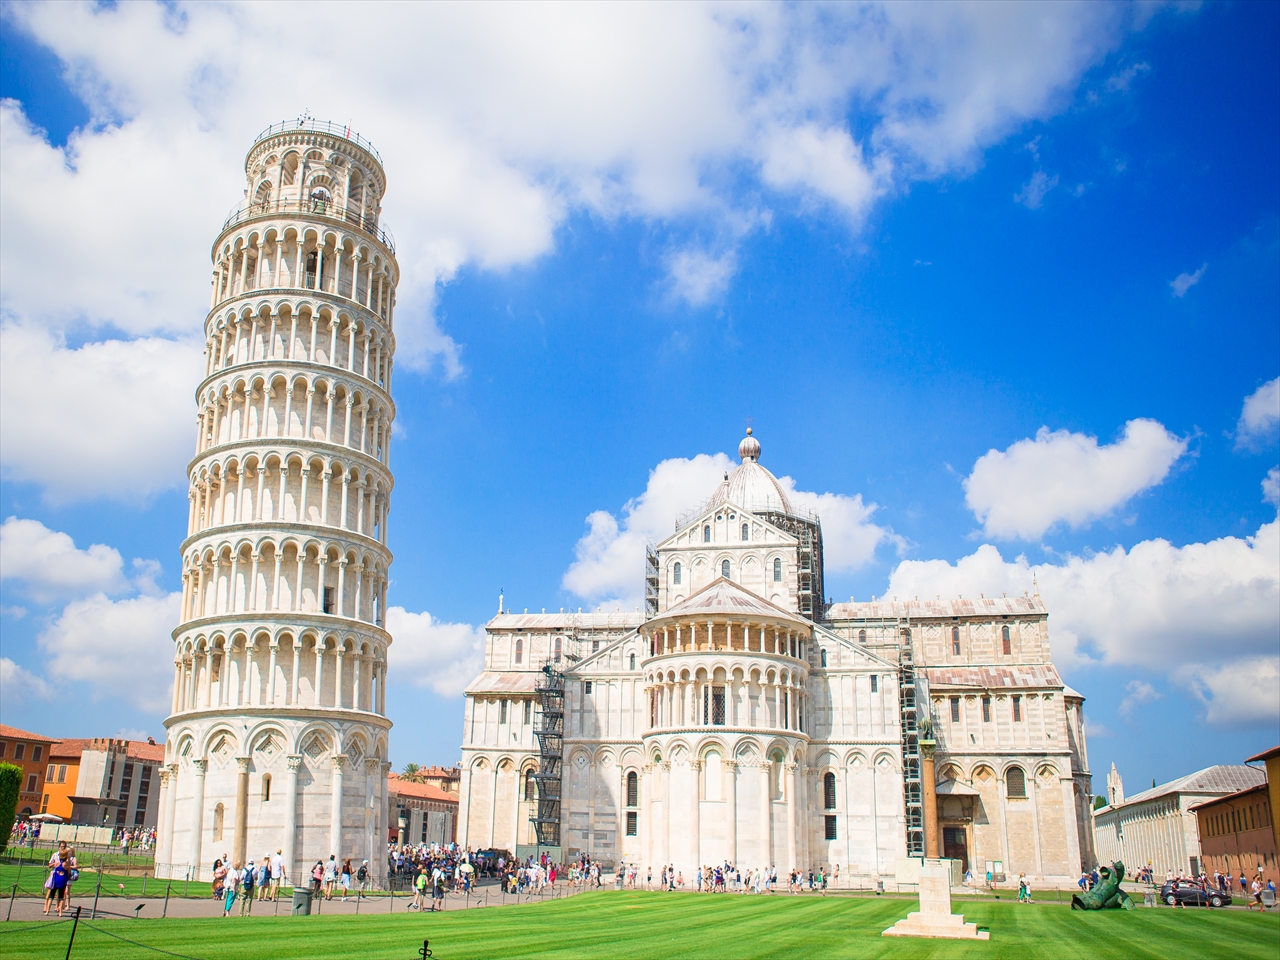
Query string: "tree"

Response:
xmin=0 ymin=763 xmax=22 ymax=853
xmin=1093 ymin=795 xmax=1107 ymax=811
xmin=402 ymin=763 xmax=421 ymax=778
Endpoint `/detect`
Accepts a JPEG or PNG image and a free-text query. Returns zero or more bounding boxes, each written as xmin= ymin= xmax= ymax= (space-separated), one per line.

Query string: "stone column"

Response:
xmin=365 ymin=758 xmax=379 ymax=867
xmin=162 ymin=764 xmax=179 ymax=870
xmin=725 ymin=759 xmax=738 ymax=866
xmin=690 ymin=759 xmax=702 ymax=873
xmin=330 ymin=755 xmax=347 ymax=858
xmin=785 ymin=761 xmax=798 ymax=869
xmin=759 ymin=761 xmax=772 ymax=866
xmin=661 ymin=760 xmax=672 ymax=868
xmin=921 ymin=737 xmax=940 ymax=859
xmin=189 ymin=759 xmax=208 ymax=876
xmin=233 ymin=757 xmax=251 ymax=866
xmin=284 ymin=755 xmax=301 ymax=878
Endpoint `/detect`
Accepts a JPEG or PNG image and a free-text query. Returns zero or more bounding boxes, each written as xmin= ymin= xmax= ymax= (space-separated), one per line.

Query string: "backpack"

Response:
xmin=357 ymin=865 xmax=368 ymax=882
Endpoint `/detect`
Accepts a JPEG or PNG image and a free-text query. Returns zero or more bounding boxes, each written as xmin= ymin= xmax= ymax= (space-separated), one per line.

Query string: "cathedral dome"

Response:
xmin=710 ymin=429 xmax=793 ymax=516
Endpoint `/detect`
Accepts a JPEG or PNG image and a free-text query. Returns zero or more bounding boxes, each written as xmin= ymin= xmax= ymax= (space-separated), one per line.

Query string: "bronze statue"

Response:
xmin=1071 ymin=862 xmax=1135 ymax=910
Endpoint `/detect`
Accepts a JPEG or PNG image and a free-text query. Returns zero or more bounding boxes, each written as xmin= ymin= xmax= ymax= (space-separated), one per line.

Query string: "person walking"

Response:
xmin=239 ymin=861 xmax=256 ymax=915
xmin=223 ymin=861 xmax=240 ymax=917
xmin=340 ymin=859 xmax=353 ymax=901
xmin=48 ymin=857 xmax=70 ymax=918
xmin=323 ymin=855 xmax=338 ymax=900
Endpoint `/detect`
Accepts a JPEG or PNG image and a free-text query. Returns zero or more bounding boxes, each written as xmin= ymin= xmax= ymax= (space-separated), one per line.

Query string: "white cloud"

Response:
xmin=0 ymin=323 xmax=201 ymax=503
xmin=0 ymin=4 xmax=1155 ymax=386
xmin=0 ymin=516 xmax=128 ymax=602
xmin=563 ymin=453 xmax=734 ymax=605
xmin=1118 ymin=679 xmax=1160 ymax=718
xmin=1236 ymin=377 xmax=1280 ymax=448
xmin=385 ymin=606 xmax=485 ymax=698
xmin=0 ymin=657 xmax=53 ymax=705
xmin=1170 ymin=263 xmax=1207 ymax=297
xmin=1177 ymin=657 xmax=1280 ymax=728
xmin=1015 ymin=170 xmax=1059 ymax=209
xmin=886 ymin=520 xmax=1280 ymax=727
xmin=1106 ymin=61 xmax=1151 ymax=92
xmin=1264 ymin=467 xmax=1280 ymax=508
xmin=39 ymin=591 xmax=181 ymax=713
xmin=667 ymin=248 xmax=739 ymax=307
xmin=562 ymin=450 xmax=894 ymax=605
xmin=963 ymin=419 xmax=1188 ymax=540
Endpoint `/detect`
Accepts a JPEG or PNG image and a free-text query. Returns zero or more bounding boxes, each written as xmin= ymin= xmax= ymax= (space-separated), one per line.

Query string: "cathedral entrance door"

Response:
xmin=942 ymin=826 xmax=969 ymax=874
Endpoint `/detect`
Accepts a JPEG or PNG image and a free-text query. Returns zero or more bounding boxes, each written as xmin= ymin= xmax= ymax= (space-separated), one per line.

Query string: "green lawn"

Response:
xmin=2 ymin=891 xmax=1276 ymax=960
xmin=0 ymin=863 xmax=208 ymax=901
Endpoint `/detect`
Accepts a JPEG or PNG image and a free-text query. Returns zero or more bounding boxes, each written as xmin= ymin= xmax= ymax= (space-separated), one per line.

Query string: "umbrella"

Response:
xmin=459 ymin=863 xmax=474 ymax=873
xmin=29 ymin=814 xmax=63 ymax=822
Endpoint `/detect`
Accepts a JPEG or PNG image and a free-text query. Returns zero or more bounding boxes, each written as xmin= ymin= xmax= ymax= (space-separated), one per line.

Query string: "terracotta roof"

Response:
xmin=0 ymin=724 xmax=56 ymax=743
xmin=825 ymin=597 xmax=1047 ymax=621
xmin=464 ymin=672 xmax=542 ymax=695
xmin=1115 ymin=765 xmax=1266 ymax=809
xmin=127 ymin=741 xmax=165 ymax=762
xmin=387 ymin=775 xmax=458 ymax=804
xmin=49 ymin=739 xmax=94 ymax=759
xmin=1246 ymin=745 xmax=1280 ymax=764
xmin=653 ymin=577 xmax=808 ymax=626
xmin=1189 ymin=782 xmax=1270 ymax=812
xmin=924 ymin=665 xmax=1064 ymax=690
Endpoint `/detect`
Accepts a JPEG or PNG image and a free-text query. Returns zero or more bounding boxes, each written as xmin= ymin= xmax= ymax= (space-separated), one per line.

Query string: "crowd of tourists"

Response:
xmin=210 ymin=849 xmax=292 ymax=916
xmin=9 ymin=820 xmax=156 ymax=851
xmin=621 ymin=862 xmax=831 ymax=894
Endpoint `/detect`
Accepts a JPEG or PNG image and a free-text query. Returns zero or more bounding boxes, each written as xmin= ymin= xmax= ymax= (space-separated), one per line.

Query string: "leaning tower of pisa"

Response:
xmin=154 ymin=120 xmax=398 ymax=884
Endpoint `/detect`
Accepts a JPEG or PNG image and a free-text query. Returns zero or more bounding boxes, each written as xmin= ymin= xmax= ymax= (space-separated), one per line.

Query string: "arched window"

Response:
xmin=1006 ymin=766 xmax=1026 ymax=798
xmin=773 ymin=558 xmax=782 ymax=582
xmin=1001 ymin=625 xmax=1011 ymax=655
xmin=820 ymin=649 xmax=828 ymax=668
xmin=212 ymin=803 xmax=225 ymax=842
xmin=703 ymin=525 xmax=711 ymax=543
xmin=524 ymin=769 xmax=536 ymax=801
xmin=262 ymin=774 xmax=271 ymax=802
xmin=858 ymin=629 xmax=867 ymax=643
xmin=629 ymin=653 xmax=636 ymax=671
xmin=514 ymin=638 xmax=523 ymax=664
xmin=741 ymin=523 xmax=749 ymax=541
xmin=721 ymin=560 xmax=731 ymax=578
xmin=823 ymin=772 xmax=837 ymax=809
xmin=626 ymin=771 xmax=639 ymax=807
xmin=952 ymin=626 xmax=960 ymax=656
xmin=673 ymin=562 xmax=682 ymax=585
xmin=553 ymin=637 xmax=562 ymax=663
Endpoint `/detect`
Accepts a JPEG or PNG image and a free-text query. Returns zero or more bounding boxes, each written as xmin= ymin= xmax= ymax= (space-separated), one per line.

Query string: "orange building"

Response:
xmin=0 ymin=725 xmax=55 ymax=819
xmin=40 ymin=739 xmax=92 ymax=819
xmin=1192 ymin=781 xmax=1276 ymax=888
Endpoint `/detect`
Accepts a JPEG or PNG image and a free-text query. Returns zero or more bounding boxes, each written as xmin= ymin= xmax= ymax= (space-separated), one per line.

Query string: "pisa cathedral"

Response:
xmin=155 ymin=121 xmax=398 ymax=882
xmin=458 ymin=431 xmax=1097 ymax=884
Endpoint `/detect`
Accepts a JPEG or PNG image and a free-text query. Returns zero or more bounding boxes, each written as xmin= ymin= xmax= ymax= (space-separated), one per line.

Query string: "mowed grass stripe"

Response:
xmin=2 ymin=891 xmax=1276 ymax=960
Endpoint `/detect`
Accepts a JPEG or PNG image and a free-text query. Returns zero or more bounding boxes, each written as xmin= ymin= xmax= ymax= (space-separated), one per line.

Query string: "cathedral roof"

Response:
xmin=706 ymin=429 xmax=795 ymax=517
xmin=650 ymin=577 xmax=809 ymax=627
xmin=464 ymin=671 xmax=541 ymax=695
xmin=486 ymin=610 xmax=644 ymax=631
xmin=924 ymin=664 xmax=1064 ymax=690
xmin=825 ymin=596 xmax=1048 ymax=621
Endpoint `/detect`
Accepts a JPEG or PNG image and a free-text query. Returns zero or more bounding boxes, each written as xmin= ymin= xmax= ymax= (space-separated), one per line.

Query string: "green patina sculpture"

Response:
xmin=1071 ymin=861 xmax=1135 ymax=910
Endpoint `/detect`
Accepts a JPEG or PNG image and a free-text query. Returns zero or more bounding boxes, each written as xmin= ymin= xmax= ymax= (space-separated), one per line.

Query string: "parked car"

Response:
xmin=1160 ymin=880 xmax=1231 ymax=908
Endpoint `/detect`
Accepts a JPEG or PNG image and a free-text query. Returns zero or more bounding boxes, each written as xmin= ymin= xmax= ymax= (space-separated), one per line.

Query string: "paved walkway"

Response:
xmin=4 ymin=882 xmax=583 ymax=923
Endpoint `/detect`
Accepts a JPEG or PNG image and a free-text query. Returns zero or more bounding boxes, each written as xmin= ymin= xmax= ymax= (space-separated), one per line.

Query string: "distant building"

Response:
xmin=411 ymin=765 xmax=460 ymax=795
xmin=63 ymin=739 xmax=165 ymax=829
xmin=1093 ymin=764 xmax=1266 ymax=877
xmin=0 ymin=725 xmax=55 ymax=819
xmin=388 ymin=775 xmax=458 ymax=846
xmin=1190 ymin=745 xmax=1279 ymax=887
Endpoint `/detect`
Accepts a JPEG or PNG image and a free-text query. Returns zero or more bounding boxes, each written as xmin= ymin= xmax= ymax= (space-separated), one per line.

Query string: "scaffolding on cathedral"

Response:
xmin=898 ymin=628 xmax=925 ymax=857
xmin=532 ymin=642 xmax=580 ymax=851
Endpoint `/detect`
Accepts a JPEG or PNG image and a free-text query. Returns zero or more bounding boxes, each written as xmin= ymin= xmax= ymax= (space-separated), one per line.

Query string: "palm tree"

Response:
xmin=402 ymin=762 xmax=421 ymax=778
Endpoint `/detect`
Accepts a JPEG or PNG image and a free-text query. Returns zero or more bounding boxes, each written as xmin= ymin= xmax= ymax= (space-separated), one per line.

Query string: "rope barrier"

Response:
xmin=79 ymin=921 xmax=210 ymax=960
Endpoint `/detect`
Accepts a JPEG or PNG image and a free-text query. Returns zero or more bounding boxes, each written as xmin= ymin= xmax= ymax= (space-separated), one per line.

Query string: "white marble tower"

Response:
xmin=155 ymin=119 xmax=399 ymax=883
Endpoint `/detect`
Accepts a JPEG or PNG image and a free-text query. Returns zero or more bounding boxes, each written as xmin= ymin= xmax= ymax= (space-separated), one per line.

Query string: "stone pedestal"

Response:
xmin=883 ymin=864 xmax=990 ymax=940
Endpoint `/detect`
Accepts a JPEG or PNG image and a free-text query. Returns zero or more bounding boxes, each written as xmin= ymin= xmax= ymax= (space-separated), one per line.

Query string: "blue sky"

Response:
xmin=1 ymin=3 xmax=1277 ymax=795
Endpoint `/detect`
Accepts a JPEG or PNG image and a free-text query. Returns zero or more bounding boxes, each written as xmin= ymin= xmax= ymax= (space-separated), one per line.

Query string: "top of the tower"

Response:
xmin=251 ymin=117 xmax=384 ymax=167
xmin=738 ymin=427 xmax=761 ymax=462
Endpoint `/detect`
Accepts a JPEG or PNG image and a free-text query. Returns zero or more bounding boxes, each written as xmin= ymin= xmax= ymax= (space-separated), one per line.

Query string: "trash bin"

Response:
xmin=292 ymin=888 xmax=313 ymax=915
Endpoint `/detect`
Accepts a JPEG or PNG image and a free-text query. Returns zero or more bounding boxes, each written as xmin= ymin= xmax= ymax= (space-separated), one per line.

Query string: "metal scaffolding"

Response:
xmin=644 ymin=545 xmax=659 ymax=617
xmin=760 ymin=512 xmax=825 ymax=619
xmin=898 ymin=627 xmax=925 ymax=857
xmin=531 ymin=642 xmax=580 ymax=849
